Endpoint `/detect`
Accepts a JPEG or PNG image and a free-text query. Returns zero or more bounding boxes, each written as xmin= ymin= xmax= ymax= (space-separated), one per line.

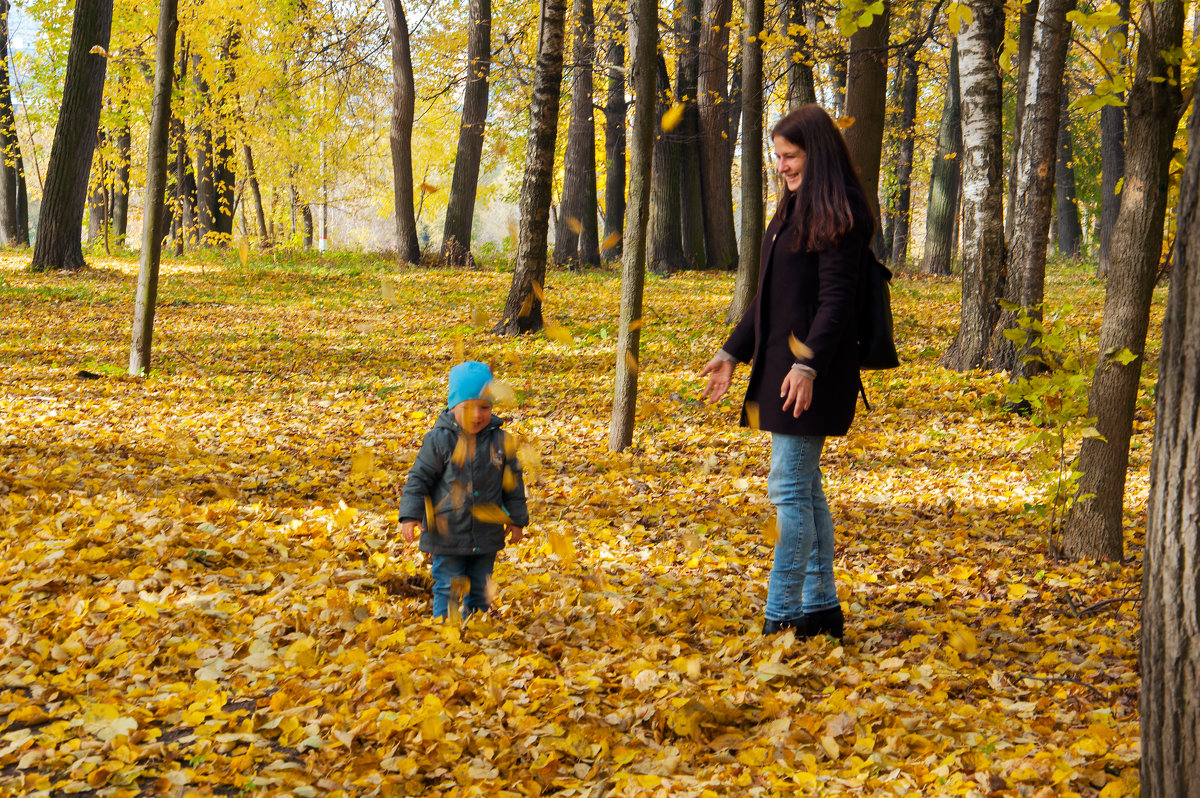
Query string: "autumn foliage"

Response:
xmin=0 ymin=253 xmax=1154 ymax=796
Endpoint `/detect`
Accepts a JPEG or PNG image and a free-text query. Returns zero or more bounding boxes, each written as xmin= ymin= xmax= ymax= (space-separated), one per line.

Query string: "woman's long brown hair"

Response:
xmin=771 ymin=104 xmax=874 ymax=251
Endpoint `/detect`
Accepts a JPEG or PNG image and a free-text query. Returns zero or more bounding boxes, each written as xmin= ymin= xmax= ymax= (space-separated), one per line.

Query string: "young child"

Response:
xmin=398 ymin=361 xmax=528 ymax=619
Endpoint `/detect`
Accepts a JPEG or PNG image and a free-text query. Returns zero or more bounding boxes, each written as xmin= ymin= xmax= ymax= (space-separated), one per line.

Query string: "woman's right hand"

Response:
xmin=699 ymin=356 xmax=735 ymax=404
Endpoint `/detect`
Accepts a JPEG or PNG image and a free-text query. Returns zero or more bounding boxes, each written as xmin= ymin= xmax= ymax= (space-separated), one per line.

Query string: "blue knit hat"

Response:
xmin=447 ymin=361 xmax=494 ymax=409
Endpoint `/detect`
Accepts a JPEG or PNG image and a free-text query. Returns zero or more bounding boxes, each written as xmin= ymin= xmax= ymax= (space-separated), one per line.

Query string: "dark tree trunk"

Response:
xmin=646 ymin=54 xmax=683 ymax=276
xmin=172 ymin=39 xmax=192 ymax=253
xmin=829 ymin=36 xmax=848 ymax=116
xmin=441 ymin=0 xmax=491 ymax=267
xmin=1063 ymin=0 xmax=1184 ymax=561
xmin=110 ymin=123 xmax=130 ymax=246
xmin=609 ymin=0 xmax=656 ymax=452
xmin=213 ymin=129 xmax=235 ymax=240
xmin=29 ymin=0 xmax=113 ymax=272
xmin=602 ymin=1 xmax=625 ymax=260
xmin=1054 ymin=86 xmax=1082 ymax=259
xmin=889 ymin=44 xmax=919 ymax=271
xmin=129 ymin=0 xmax=177 ymax=377
xmin=922 ymin=40 xmax=962 ymax=277
xmin=14 ymin=153 xmax=27 ymax=245
xmin=496 ymin=0 xmax=569 ymax=334
xmin=302 ymin=203 xmax=314 ymax=249
xmin=940 ymin=0 xmax=1005 ymax=371
xmin=383 ymin=0 xmax=421 ymax=264
xmin=554 ymin=0 xmax=600 ymax=268
xmin=675 ymin=0 xmax=706 ymax=268
xmin=0 ymin=0 xmax=23 ymax=247
xmin=783 ymin=0 xmax=817 ymax=107
xmin=1005 ymin=0 xmax=1039 ymax=243
xmin=726 ymin=46 xmax=742 ymax=164
xmin=1097 ymin=0 xmax=1129 ymax=279
xmin=243 ymin=143 xmax=268 ymax=243
xmin=842 ymin=2 xmax=890 ymax=252
xmin=989 ymin=0 xmax=1074 ymax=376
xmin=1140 ymin=61 xmax=1200 ymax=793
xmin=87 ymin=130 xmax=107 ymax=246
xmin=697 ymin=0 xmax=737 ymax=270
xmin=728 ymin=0 xmax=764 ymax=321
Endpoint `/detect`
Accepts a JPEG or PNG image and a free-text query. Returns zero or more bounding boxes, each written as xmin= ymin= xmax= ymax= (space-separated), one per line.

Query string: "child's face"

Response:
xmin=453 ymin=399 xmax=493 ymax=434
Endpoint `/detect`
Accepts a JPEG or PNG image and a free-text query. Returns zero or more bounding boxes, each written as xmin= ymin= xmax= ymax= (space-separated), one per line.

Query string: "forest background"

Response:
xmin=1 ymin=0 xmax=1199 ymax=794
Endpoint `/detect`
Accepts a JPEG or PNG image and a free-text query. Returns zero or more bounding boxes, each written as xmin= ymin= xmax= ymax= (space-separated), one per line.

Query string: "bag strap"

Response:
xmin=858 ymin=375 xmax=871 ymax=411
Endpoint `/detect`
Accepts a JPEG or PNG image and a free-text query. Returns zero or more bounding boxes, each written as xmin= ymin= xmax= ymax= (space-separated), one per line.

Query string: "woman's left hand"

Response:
xmin=780 ymin=368 xmax=813 ymax=417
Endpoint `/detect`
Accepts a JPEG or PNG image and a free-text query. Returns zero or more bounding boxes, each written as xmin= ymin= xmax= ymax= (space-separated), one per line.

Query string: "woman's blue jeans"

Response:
xmin=430 ymin=552 xmax=496 ymax=619
xmin=764 ymin=433 xmax=840 ymax=621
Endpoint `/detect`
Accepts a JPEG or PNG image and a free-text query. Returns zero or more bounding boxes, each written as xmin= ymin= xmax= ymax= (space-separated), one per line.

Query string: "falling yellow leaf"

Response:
xmin=629 ymin=318 xmax=644 ymax=331
xmin=948 ymin=628 xmax=979 ymax=658
xmin=764 ymin=516 xmax=780 ymax=545
xmin=566 ymin=216 xmax=583 ymax=234
xmin=745 ymin=401 xmax=761 ymax=429
xmin=483 ymin=379 xmax=516 ymax=404
xmin=531 ymin=281 xmax=544 ymax=301
xmin=89 ymin=45 xmax=108 ymax=57
xmin=661 ymin=102 xmax=685 ymax=132
xmin=238 ymin=238 xmax=250 ymax=268
xmin=470 ymin=304 xmax=490 ymax=327
xmin=545 ymin=322 xmax=574 ymax=345
xmin=602 ymin=231 xmax=622 ymax=251
xmin=419 ymin=181 xmax=439 ymax=194
xmin=549 ymin=529 xmax=577 ymax=563
xmin=836 ymin=116 xmax=856 ymax=129
xmin=519 ymin=293 xmax=535 ymax=318
xmin=624 ymin=350 xmax=639 ymax=374
xmin=382 ymin=278 xmax=397 ymax=302
xmin=788 ymin=334 xmax=814 ymax=360
xmin=471 ymin=504 xmax=511 ymax=524
xmin=350 ymin=447 xmax=375 ymax=475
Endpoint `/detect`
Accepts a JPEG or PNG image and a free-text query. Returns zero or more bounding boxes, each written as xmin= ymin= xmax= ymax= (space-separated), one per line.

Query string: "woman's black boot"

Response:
xmin=763 ymin=616 xmax=809 ymax=635
xmin=804 ymin=606 xmax=844 ymax=639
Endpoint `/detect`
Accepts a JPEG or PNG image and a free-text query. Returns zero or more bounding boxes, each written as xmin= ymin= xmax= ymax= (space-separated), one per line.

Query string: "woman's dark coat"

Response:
xmin=722 ymin=186 xmax=872 ymax=438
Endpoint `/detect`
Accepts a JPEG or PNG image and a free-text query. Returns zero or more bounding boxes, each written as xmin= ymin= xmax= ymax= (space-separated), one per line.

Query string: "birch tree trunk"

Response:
xmin=1005 ymin=0 xmax=1039 ymax=243
xmin=696 ymin=0 xmax=737 ymax=271
xmin=1140 ymin=69 xmax=1200 ymax=795
xmin=602 ymin=3 xmax=625 ymax=260
xmin=1062 ymin=0 xmax=1184 ymax=561
xmin=554 ymin=0 xmax=600 ymax=268
xmin=921 ymin=40 xmax=961 ymax=277
xmin=609 ymin=0 xmax=656 ymax=452
xmin=940 ymin=0 xmax=1005 ymax=371
xmin=988 ymin=0 xmax=1074 ymax=376
xmin=129 ymin=0 xmax=178 ymax=377
xmin=441 ymin=0 xmax=491 ymax=267
xmin=28 ymin=0 xmax=113 ymax=272
xmin=496 ymin=0 xmax=569 ymax=334
xmin=728 ymin=0 xmax=764 ymax=321
xmin=383 ymin=0 xmax=421 ymax=264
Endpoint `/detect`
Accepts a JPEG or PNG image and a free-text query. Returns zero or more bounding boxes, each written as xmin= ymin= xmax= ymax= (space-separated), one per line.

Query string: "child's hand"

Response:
xmin=506 ymin=525 xmax=525 ymax=544
xmin=400 ymin=520 xmax=421 ymax=544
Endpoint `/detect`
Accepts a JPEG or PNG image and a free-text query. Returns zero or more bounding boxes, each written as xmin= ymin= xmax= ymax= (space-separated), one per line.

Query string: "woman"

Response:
xmin=700 ymin=104 xmax=873 ymax=639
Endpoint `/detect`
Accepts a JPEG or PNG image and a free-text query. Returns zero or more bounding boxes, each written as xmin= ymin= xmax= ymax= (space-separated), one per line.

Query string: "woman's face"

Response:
xmin=772 ymin=136 xmax=807 ymax=192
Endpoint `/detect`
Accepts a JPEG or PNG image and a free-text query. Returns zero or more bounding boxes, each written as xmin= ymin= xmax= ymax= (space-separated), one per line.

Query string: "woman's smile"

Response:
xmin=773 ymin=135 xmax=807 ymax=192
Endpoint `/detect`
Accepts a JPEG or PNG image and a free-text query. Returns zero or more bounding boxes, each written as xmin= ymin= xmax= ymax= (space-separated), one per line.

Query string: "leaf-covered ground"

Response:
xmin=0 ymin=252 xmax=1158 ymax=797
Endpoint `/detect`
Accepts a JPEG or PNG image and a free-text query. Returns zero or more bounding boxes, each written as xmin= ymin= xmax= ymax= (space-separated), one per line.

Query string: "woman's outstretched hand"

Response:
xmin=699 ymin=356 xmax=735 ymax=404
xmin=780 ymin=368 xmax=814 ymax=417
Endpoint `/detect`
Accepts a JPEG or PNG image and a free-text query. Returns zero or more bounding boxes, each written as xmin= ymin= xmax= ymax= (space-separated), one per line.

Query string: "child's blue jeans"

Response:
xmin=430 ymin=552 xmax=496 ymax=619
xmin=764 ymin=433 xmax=841 ymax=622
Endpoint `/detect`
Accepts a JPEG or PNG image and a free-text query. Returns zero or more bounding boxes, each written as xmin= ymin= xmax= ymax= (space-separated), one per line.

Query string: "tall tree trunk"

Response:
xmin=243 ymin=144 xmax=268 ymax=243
xmin=1097 ymin=0 xmax=1128 ymax=279
xmin=940 ymin=0 xmax=1005 ymax=371
xmin=842 ymin=2 xmax=890 ymax=253
xmin=496 ymin=0 xmax=569 ymax=334
xmin=1005 ymin=0 xmax=1039 ymax=243
xmin=129 ymin=0 xmax=178 ymax=377
xmin=554 ymin=0 xmax=600 ymax=268
xmin=728 ymin=0 xmax=764 ymax=321
xmin=1062 ymin=0 xmax=1184 ymax=561
xmin=213 ymin=129 xmax=235 ymax=240
xmin=383 ymin=0 xmax=421 ymax=264
xmin=696 ymin=0 xmax=737 ymax=270
xmin=1054 ymin=86 xmax=1082 ymax=258
xmin=783 ymin=0 xmax=817 ymax=107
xmin=989 ymin=0 xmax=1074 ymax=376
xmin=14 ymin=153 xmax=27 ymax=245
xmin=87 ymin=132 xmax=107 ymax=245
xmin=726 ymin=46 xmax=742 ymax=164
xmin=609 ymin=0 xmax=656 ymax=452
xmin=602 ymin=2 xmax=625 ymax=259
xmin=1140 ymin=62 xmax=1200 ymax=793
xmin=0 ymin=0 xmax=22 ymax=246
xmin=675 ymin=0 xmax=706 ymax=268
xmin=302 ymin=202 xmax=314 ymax=249
xmin=647 ymin=55 xmax=683 ymax=276
xmin=441 ymin=0 xmax=491 ymax=267
xmin=172 ymin=38 xmax=191 ymax=254
xmin=921 ymin=40 xmax=962 ymax=277
xmin=29 ymin=0 xmax=113 ymax=272
xmin=889 ymin=43 xmax=919 ymax=271
xmin=111 ymin=122 xmax=130 ymax=246
xmin=829 ymin=37 xmax=848 ymax=116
